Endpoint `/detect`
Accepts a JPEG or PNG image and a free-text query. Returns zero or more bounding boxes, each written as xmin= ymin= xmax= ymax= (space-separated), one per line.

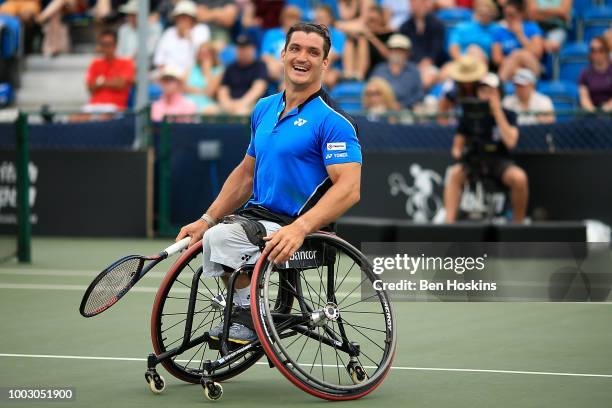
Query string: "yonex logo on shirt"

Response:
xmin=294 ymin=118 xmax=308 ymax=127
xmin=327 ymin=142 xmax=346 ymax=151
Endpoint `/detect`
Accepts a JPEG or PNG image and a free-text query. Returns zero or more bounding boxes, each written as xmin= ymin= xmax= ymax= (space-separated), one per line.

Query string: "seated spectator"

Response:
xmin=314 ymin=5 xmax=346 ymax=89
xmin=151 ymin=65 xmax=198 ymax=122
xmin=218 ymin=34 xmax=268 ymax=115
xmin=0 ymin=0 xmax=40 ymax=53
xmin=579 ymin=37 xmax=612 ymax=112
xmin=362 ymin=77 xmax=401 ymax=121
xmin=438 ymin=55 xmax=487 ymax=124
xmin=492 ymin=0 xmax=544 ymax=81
xmin=195 ymin=0 xmax=239 ymax=47
xmin=399 ymin=0 xmax=446 ymax=89
xmin=526 ymin=0 xmax=571 ymax=53
xmin=154 ymin=0 xmax=211 ymax=75
xmin=185 ymin=43 xmax=223 ymax=114
xmin=116 ymin=0 xmax=162 ymax=60
xmin=241 ymin=0 xmax=284 ymax=30
xmin=84 ymin=29 xmax=135 ymax=113
xmin=336 ymin=0 xmax=374 ymax=36
xmin=260 ymin=6 xmax=302 ymax=83
xmin=502 ymin=68 xmax=555 ymax=124
xmin=344 ymin=5 xmax=394 ymax=80
xmin=35 ymin=0 xmax=82 ymax=57
xmin=0 ymin=0 xmax=40 ymax=23
xmin=447 ymin=0 xmax=500 ymax=64
xmin=371 ymin=34 xmax=424 ymax=109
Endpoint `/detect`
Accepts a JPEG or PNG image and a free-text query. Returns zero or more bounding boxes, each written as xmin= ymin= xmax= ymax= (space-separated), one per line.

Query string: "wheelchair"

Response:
xmin=144 ymin=231 xmax=397 ymax=401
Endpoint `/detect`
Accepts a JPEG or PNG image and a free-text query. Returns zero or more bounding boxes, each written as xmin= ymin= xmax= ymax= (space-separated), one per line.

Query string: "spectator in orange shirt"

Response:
xmin=84 ymin=29 xmax=136 ymax=113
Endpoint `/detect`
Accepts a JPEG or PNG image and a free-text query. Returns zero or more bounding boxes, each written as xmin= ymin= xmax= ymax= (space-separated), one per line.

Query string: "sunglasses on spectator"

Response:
xmin=99 ymin=41 xmax=115 ymax=47
xmin=365 ymin=90 xmax=382 ymax=96
xmin=590 ymin=47 xmax=606 ymax=53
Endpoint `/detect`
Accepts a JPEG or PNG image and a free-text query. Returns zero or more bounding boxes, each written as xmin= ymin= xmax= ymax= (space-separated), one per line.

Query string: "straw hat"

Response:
xmin=447 ymin=55 xmax=487 ymax=83
xmin=171 ymin=0 xmax=198 ymax=19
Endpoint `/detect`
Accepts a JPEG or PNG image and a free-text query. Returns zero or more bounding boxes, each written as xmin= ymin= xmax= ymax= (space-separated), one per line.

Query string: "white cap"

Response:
xmin=171 ymin=0 xmax=198 ymax=19
xmin=118 ymin=0 xmax=138 ymax=14
xmin=479 ymin=72 xmax=500 ymax=88
xmin=386 ymin=34 xmax=412 ymax=50
xmin=159 ymin=65 xmax=184 ymax=81
xmin=512 ymin=68 xmax=537 ymax=86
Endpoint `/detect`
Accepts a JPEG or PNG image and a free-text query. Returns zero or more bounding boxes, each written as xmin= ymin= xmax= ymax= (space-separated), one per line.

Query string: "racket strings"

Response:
xmin=83 ymin=257 xmax=143 ymax=316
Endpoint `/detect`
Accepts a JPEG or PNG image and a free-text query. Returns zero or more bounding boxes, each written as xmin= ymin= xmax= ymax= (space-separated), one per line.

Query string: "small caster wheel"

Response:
xmin=145 ymin=371 xmax=165 ymax=394
xmin=203 ymin=382 xmax=223 ymax=401
xmin=348 ymin=364 xmax=368 ymax=384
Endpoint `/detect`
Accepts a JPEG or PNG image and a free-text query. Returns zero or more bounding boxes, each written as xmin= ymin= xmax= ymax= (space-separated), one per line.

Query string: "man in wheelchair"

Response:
xmin=443 ymin=72 xmax=529 ymax=223
xmin=175 ymin=23 xmax=362 ymax=344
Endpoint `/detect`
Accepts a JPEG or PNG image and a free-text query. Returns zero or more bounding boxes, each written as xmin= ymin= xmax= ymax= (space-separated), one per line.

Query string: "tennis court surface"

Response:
xmin=1 ymin=237 xmax=611 ymax=407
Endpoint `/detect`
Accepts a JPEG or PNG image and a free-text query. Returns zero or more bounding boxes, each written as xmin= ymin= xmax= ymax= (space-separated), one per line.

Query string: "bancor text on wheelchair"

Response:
xmin=145 ymin=231 xmax=397 ymax=401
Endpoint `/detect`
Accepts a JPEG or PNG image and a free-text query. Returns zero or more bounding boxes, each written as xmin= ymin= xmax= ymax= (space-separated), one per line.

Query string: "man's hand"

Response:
xmin=176 ymin=219 xmax=210 ymax=248
xmin=488 ymin=88 xmax=502 ymax=113
xmin=262 ymin=222 xmax=309 ymax=264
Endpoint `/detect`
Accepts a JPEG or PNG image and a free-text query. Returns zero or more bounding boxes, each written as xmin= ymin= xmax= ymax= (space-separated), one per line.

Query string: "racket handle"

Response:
xmin=162 ymin=237 xmax=191 ymax=258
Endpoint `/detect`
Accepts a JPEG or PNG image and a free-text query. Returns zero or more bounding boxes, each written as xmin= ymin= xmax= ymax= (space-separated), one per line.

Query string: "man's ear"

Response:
xmin=281 ymin=49 xmax=285 ymax=62
xmin=322 ymin=56 xmax=329 ymax=71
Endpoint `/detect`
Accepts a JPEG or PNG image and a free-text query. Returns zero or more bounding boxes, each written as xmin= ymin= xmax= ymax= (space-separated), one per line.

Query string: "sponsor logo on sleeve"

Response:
xmin=327 ymin=142 xmax=346 ymax=151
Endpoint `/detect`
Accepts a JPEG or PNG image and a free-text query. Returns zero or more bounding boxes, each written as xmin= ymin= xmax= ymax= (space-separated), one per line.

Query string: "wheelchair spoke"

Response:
xmin=336 ymin=275 xmax=369 ymax=307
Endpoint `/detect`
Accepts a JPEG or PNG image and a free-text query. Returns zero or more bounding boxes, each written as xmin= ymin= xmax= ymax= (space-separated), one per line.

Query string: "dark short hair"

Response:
xmin=504 ymin=0 xmax=525 ymax=12
xmin=98 ymin=29 xmax=118 ymax=44
xmin=284 ymin=22 xmax=331 ymax=59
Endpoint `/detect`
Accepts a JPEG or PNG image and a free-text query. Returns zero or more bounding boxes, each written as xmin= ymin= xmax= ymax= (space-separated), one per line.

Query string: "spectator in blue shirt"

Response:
xmin=399 ymin=0 xmax=446 ymax=89
xmin=448 ymin=0 xmax=500 ymax=63
xmin=492 ymin=0 xmax=544 ymax=81
xmin=261 ymin=5 xmax=302 ymax=83
xmin=371 ymin=34 xmax=424 ymax=109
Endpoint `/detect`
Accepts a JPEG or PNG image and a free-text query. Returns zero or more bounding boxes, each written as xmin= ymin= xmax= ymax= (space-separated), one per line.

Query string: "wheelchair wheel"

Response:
xmin=250 ymin=232 xmax=397 ymax=400
xmin=151 ymin=242 xmax=263 ymax=384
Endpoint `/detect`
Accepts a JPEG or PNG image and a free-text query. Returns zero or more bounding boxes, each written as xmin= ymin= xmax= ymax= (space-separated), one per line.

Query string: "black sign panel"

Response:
xmin=0 ymin=150 xmax=149 ymax=236
xmin=350 ymin=152 xmax=612 ymax=225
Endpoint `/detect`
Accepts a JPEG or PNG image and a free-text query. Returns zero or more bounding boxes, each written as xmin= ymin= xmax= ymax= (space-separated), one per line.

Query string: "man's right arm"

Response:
xmin=176 ymin=155 xmax=255 ymax=247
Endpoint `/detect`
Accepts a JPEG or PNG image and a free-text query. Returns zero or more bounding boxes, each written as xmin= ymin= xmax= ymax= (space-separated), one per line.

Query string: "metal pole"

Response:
xmin=16 ymin=112 xmax=31 ymax=263
xmin=135 ymin=0 xmax=150 ymax=148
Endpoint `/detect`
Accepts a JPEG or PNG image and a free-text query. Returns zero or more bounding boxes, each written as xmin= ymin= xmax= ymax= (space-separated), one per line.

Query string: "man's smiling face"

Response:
xmin=282 ymin=31 xmax=329 ymax=89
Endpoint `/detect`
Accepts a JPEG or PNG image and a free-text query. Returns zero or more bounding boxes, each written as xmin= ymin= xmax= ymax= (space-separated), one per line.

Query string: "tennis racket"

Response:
xmin=79 ymin=238 xmax=191 ymax=318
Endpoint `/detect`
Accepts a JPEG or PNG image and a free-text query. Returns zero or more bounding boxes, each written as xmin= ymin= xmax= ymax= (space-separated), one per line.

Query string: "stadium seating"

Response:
xmin=536 ymin=80 xmax=579 ymax=121
xmin=329 ymin=80 xmax=365 ymax=113
xmin=127 ymin=83 xmax=163 ymax=109
xmin=0 ymin=82 xmax=13 ymax=106
xmin=558 ymin=42 xmax=589 ymax=82
xmin=219 ymin=45 xmax=237 ymax=67
xmin=0 ymin=14 xmax=21 ymax=90
xmin=435 ymin=8 xmax=473 ymax=30
xmin=581 ymin=6 xmax=612 ymax=43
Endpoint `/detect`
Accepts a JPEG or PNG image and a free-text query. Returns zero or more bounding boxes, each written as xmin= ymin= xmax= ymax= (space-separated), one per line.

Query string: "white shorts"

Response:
xmin=201 ymin=220 xmax=282 ymax=278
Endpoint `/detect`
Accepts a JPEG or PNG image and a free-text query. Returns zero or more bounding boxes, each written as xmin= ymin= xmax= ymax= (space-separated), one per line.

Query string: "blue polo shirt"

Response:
xmin=245 ymin=89 xmax=362 ymax=217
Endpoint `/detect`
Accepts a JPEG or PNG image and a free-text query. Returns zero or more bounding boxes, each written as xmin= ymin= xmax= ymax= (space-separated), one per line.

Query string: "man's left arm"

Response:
xmin=262 ymin=163 xmax=361 ymax=264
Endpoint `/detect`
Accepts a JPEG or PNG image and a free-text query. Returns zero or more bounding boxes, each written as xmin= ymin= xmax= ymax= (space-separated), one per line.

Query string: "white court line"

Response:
xmin=0 ymin=269 xmax=362 ymax=282
xmin=0 ymin=283 xmax=361 ymax=299
xmin=0 ymin=353 xmax=610 ymax=379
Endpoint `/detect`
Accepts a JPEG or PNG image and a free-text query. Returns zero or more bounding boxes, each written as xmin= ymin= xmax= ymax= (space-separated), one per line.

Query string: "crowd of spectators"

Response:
xmin=2 ymin=0 xmax=612 ymax=121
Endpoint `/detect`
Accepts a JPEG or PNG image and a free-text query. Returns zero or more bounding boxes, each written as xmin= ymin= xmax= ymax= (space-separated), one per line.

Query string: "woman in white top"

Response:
xmin=154 ymin=0 xmax=211 ymax=75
